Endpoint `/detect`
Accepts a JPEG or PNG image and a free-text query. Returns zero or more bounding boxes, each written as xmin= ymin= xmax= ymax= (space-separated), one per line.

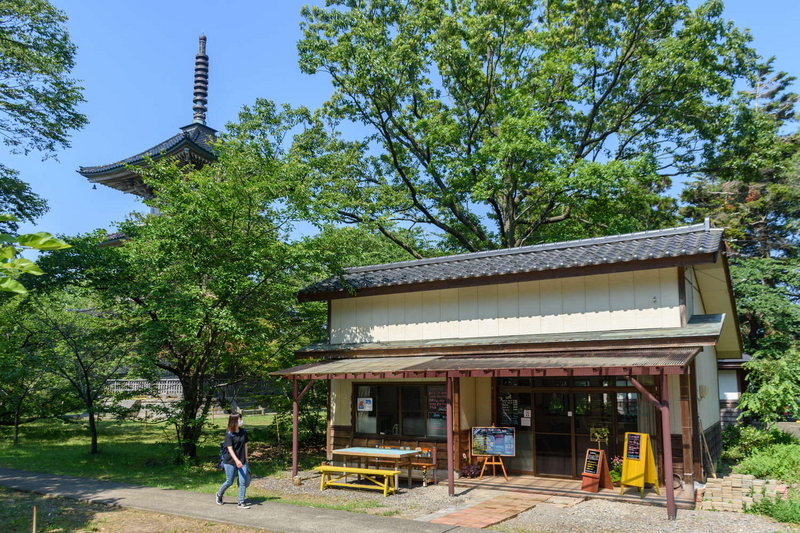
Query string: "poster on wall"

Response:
xmin=356 ymin=397 xmax=373 ymax=411
xmin=471 ymin=427 xmax=516 ymax=456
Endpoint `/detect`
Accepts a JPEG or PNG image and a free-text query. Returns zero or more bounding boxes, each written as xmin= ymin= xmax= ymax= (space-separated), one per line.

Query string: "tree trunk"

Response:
xmin=88 ymin=410 xmax=98 ymax=454
xmin=13 ymin=409 xmax=20 ymax=447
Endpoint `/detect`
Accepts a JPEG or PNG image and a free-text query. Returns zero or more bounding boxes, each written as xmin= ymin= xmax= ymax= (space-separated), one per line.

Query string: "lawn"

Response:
xmin=0 ymin=416 xmax=319 ymax=494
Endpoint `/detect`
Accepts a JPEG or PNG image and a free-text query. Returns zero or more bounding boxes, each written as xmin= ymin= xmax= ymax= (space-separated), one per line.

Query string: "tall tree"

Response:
xmin=31 ymin=290 xmax=136 ymax=454
xmin=681 ymin=60 xmax=799 ymax=421
xmin=0 ymin=296 xmax=78 ymax=445
xmin=35 ymin=103 xmax=344 ymax=459
xmin=292 ymin=0 xmax=759 ymax=254
xmin=0 ymin=0 xmax=86 ymax=157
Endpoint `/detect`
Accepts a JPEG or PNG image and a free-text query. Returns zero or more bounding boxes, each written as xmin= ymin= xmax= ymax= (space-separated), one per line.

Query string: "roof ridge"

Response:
xmin=346 ymin=222 xmax=718 ymax=274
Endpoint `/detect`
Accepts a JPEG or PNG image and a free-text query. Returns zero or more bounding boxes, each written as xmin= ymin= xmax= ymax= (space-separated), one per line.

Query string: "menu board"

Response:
xmin=471 ymin=427 xmax=515 ymax=456
xmin=500 ymin=396 xmax=521 ymax=425
xmin=583 ymin=449 xmax=601 ymax=476
xmin=427 ymin=386 xmax=447 ymax=437
xmin=625 ymin=432 xmax=641 ymax=460
xmin=428 ymin=386 xmax=447 ymax=413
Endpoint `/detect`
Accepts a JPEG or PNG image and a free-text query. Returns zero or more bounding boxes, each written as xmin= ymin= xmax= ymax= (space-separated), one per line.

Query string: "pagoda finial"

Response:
xmin=192 ymin=34 xmax=208 ymax=124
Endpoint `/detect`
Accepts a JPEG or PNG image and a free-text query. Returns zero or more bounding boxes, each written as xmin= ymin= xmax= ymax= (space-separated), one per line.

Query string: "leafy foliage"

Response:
xmin=0 ymin=213 xmax=70 ymax=293
xmin=0 ymin=0 xmax=87 ymax=157
xmin=721 ymin=424 xmax=799 ymax=462
xmin=738 ymin=351 xmax=800 ymax=423
xmin=291 ymin=0 xmax=763 ymax=253
xmin=733 ymin=443 xmax=800 ymax=484
xmin=746 ymin=492 xmax=800 ymax=524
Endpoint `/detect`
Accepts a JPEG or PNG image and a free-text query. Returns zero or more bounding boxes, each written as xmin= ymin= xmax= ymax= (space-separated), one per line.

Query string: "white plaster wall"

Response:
xmin=696 ymin=345 xmax=722 ymax=428
xmin=718 ymin=370 xmax=741 ymax=400
xmin=330 ymin=268 xmax=682 ymax=344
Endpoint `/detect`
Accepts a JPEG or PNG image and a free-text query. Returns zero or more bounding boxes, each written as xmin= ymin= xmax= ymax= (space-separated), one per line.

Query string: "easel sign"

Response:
xmin=580 ymin=448 xmax=613 ymax=492
xmin=471 ymin=427 xmax=514 ymax=480
xmin=620 ymin=432 xmax=660 ymax=497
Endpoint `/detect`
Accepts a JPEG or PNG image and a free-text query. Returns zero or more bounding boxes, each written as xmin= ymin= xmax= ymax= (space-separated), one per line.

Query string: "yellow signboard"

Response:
xmin=620 ymin=432 xmax=659 ymax=497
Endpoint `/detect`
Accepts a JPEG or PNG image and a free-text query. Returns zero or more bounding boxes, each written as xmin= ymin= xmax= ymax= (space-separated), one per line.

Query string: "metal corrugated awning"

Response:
xmin=271 ymin=347 xmax=700 ymax=379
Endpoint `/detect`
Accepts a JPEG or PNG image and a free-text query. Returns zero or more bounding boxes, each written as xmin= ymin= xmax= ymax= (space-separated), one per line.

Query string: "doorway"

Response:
xmin=498 ymin=377 xmax=651 ymax=478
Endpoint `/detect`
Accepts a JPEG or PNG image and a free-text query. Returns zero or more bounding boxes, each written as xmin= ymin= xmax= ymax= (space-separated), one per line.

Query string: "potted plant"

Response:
xmin=589 ymin=426 xmax=609 ymax=447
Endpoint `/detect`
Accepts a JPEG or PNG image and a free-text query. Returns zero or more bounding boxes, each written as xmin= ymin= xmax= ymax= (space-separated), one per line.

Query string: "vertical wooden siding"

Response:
xmin=330 ymin=269 xmax=682 ymax=344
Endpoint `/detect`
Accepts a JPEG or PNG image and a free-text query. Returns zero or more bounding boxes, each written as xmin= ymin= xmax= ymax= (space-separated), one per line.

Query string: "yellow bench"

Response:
xmin=316 ymin=465 xmax=402 ymax=497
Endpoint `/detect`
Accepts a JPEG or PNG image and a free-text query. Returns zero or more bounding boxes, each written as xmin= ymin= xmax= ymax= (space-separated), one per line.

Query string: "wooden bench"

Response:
xmin=369 ymin=446 xmax=438 ymax=486
xmin=316 ymin=465 xmax=402 ymax=497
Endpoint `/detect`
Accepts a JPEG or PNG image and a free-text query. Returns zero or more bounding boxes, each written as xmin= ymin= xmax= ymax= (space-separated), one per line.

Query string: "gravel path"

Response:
xmin=258 ymin=469 xmax=796 ymax=532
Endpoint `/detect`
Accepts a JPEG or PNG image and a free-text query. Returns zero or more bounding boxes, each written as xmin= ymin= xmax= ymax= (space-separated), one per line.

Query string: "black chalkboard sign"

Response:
xmin=625 ymin=432 xmax=641 ymax=460
xmin=583 ymin=449 xmax=601 ymax=476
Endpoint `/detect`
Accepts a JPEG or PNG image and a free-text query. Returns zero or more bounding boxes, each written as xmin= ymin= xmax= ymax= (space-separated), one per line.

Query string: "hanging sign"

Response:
xmin=619 ymin=432 xmax=660 ymax=497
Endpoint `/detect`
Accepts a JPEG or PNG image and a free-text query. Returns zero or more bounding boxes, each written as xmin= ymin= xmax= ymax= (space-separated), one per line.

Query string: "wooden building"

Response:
xmin=275 ymin=221 xmax=742 ymax=508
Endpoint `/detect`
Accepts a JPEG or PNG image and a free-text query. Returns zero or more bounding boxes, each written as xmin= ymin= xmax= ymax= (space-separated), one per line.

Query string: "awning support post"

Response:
xmin=446 ymin=375 xmax=454 ymax=496
xmin=661 ymin=372 xmax=677 ymax=520
xmin=291 ymin=378 xmax=314 ymax=478
xmin=629 ymin=373 xmax=677 ymax=520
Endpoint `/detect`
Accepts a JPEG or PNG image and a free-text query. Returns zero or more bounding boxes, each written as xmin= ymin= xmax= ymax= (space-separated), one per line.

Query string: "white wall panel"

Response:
xmin=329 ymin=268 xmax=683 ymax=343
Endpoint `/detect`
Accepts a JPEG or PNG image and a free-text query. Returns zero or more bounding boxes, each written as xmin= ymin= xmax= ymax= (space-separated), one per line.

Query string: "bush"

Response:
xmin=460 ymin=464 xmax=482 ymax=478
xmin=747 ymin=492 xmax=800 ymax=524
xmin=722 ymin=425 xmax=799 ymax=462
xmin=734 ymin=443 xmax=800 ymax=484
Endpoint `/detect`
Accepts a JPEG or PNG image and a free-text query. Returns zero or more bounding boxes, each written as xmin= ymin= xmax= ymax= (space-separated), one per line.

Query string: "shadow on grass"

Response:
xmin=0 ymin=486 xmax=124 ymax=532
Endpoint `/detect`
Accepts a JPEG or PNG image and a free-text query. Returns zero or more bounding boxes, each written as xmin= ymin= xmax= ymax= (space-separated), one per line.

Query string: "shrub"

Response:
xmin=460 ymin=464 xmax=482 ymax=478
xmin=722 ymin=425 xmax=799 ymax=462
xmin=746 ymin=492 xmax=800 ymax=524
xmin=734 ymin=443 xmax=800 ymax=484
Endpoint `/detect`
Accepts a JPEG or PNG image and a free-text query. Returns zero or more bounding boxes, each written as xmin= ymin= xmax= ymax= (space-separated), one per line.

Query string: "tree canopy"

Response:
xmin=292 ymin=0 xmax=760 ymax=254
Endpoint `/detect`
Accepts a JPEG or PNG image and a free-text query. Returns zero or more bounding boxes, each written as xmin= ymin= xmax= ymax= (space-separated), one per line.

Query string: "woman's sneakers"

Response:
xmin=215 ymin=493 xmax=223 ymax=505
xmin=237 ymin=502 xmax=251 ymax=509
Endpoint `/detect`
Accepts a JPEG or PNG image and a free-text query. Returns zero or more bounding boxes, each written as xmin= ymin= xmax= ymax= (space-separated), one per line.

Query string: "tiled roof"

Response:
xmin=298 ymin=222 xmax=724 ymax=300
xmin=78 ymin=123 xmax=216 ymax=176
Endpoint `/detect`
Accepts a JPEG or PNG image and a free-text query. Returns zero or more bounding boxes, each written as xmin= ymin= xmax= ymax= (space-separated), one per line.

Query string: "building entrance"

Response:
xmin=497 ymin=377 xmax=651 ymax=478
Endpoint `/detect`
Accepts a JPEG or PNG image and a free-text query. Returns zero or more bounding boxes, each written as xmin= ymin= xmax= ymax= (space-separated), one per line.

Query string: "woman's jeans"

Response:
xmin=218 ymin=462 xmax=248 ymax=502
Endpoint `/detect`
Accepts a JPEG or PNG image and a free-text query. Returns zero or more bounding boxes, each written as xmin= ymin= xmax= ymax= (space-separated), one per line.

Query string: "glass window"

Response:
xmin=354 ymin=384 xmax=446 ymax=439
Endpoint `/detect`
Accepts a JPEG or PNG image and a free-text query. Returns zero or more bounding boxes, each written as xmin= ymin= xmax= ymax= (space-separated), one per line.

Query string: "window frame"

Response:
xmin=352 ymin=382 xmax=447 ymax=441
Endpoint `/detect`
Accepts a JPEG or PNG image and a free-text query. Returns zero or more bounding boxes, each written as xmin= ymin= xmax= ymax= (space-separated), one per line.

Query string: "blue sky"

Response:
xmin=10 ymin=0 xmax=800 ymax=239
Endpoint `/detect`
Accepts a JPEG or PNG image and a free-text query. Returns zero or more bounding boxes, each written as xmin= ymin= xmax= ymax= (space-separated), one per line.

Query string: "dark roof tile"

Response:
xmin=299 ymin=222 xmax=723 ymax=299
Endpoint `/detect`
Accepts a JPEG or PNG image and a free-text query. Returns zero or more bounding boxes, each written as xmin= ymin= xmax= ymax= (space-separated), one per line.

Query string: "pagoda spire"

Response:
xmin=192 ymin=34 xmax=209 ymax=125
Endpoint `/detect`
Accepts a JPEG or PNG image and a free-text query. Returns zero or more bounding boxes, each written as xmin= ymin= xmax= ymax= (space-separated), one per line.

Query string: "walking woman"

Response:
xmin=215 ymin=412 xmax=250 ymax=508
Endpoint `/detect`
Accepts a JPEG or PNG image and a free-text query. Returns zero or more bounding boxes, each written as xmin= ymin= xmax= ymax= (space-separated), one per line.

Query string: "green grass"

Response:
xmin=0 ymin=417 xmax=385 ymax=515
xmin=0 ymin=416 xmax=304 ymax=490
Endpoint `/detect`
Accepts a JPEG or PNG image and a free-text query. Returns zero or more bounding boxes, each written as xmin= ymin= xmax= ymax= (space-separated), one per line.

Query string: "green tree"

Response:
xmin=0 ymin=0 xmax=86 ymax=157
xmin=292 ymin=0 xmax=759 ymax=254
xmin=30 ymin=290 xmax=137 ymax=454
xmin=0 ymin=296 xmax=77 ymax=445
xmin=738 ymin=351 xmax=800 ymax=424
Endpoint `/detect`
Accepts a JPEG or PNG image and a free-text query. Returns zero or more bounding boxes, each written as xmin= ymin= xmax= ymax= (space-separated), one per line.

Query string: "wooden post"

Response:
xmin=446 ymin=376 xmax=454 ymax=496
xmin=679 ymin=372 xmax=694 ymax=488
xmin=292 ymin=378 xmax=299 ymax=477
xmin=661 ymin=372 xmax=677 ymax=520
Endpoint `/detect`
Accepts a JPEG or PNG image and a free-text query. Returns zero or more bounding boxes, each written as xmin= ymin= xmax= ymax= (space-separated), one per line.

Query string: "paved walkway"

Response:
xmin=0 ymin=468 xmax=477 ymax=533
xmin=425 ymin=492 xmax=584 ymax=528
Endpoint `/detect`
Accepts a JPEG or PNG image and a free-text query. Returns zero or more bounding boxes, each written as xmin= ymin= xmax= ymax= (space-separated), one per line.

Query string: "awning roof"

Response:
xmin=271 ymin=347 xmax=700 ymax=380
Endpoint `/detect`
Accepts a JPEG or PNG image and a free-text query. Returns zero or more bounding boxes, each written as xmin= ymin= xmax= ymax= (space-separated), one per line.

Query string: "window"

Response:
xmin=354 ymin=384 xmax=447 ymax=439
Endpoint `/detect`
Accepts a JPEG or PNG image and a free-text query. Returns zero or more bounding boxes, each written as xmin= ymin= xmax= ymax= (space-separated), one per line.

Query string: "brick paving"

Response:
xmin=429 ymin=492 xmax=582 ymax=529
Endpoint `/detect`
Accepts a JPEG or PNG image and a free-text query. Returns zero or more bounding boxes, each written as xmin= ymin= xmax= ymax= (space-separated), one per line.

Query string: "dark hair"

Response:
xmin=226 ymin=413 xmax=242 ymax=434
